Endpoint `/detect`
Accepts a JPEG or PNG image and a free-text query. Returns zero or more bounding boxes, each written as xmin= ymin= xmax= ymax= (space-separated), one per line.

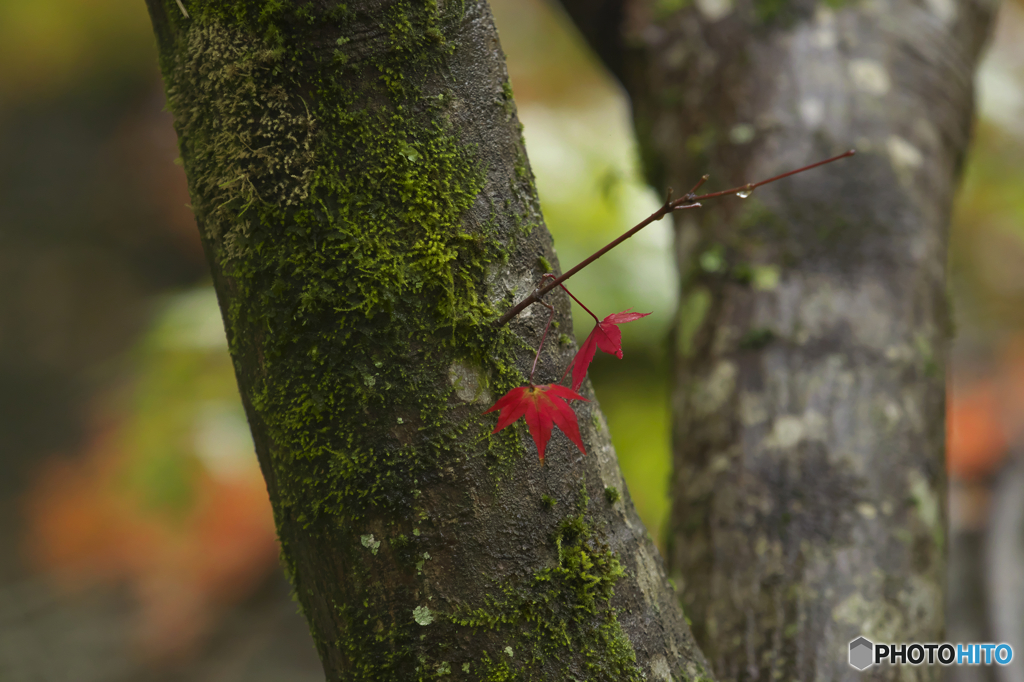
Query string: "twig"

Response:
xmin=494 ymin=149 xmax=854 ymax=328
xmin=495 ymin=203 xmax=698 ymax=326
xmin=175 ymin=0 xmax=190 ymax=18
xmin=679 ymin=149 xmax=855 ymax=205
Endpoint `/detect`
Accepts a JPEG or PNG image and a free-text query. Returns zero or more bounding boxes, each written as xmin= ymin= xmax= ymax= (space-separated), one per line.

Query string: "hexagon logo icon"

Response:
xmin=849 ymin=637 xmax=874 ymax=670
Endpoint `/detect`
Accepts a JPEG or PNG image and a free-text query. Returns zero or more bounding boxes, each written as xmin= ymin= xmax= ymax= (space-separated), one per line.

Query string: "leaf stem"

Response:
xmin=529 ymin=301 xmax=556 ymax=383
xmin=494 ymin=149 xmax=855 ymax=328
xmin=559 ymin=353 xmax=573 ymax=385
xmin=541 ymin=274 xmax=599 ymax=324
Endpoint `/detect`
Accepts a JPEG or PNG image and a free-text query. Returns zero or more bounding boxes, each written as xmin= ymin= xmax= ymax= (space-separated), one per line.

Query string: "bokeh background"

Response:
xmin=1 ymin=0 xmax=1022 ymax=679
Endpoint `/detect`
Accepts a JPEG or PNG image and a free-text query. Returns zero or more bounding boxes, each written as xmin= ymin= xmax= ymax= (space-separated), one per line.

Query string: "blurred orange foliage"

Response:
xmin=24 ymin=421 xmax=279 ymax=658
xmin=947 ymin=336 xmax=1024 ymax=480
xmin=948 ymin=381 xmax=1008 ymax=480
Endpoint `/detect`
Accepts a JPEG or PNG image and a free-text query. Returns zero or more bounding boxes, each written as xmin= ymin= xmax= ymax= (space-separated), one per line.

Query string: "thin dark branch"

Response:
xmin=494 ymin=150 xmax=855 ymax=328
xmin=495 ymin=203 xmax=699 ymax=327
xmin=680 ymin=149 xmax=856 ymax=205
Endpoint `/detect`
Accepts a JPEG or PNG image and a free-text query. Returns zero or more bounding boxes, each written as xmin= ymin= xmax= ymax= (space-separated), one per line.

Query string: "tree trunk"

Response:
xmin=557 ymin=0 xmax=996 ymax=679
xmin=143 ymin=1 xmax=710 ymax=680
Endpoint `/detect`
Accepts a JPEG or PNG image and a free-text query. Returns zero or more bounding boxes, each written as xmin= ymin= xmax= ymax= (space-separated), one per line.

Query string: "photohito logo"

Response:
xmin=849 ymin=637 xmax=874 ymax=670
xmin=849 ymin=637 xmax=1013 ymax=669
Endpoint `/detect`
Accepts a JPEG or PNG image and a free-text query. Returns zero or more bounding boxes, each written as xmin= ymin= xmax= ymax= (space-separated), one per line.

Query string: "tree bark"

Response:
xmin=557 ymin=0 xmax=996 ymax=679
xmin=143 ymin=1 xmax=710 ymax=680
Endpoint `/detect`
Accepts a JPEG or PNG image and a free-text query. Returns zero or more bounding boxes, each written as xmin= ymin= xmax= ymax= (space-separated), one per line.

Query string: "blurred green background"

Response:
xmin=1 ymin=0 xmax=1023 ymax=678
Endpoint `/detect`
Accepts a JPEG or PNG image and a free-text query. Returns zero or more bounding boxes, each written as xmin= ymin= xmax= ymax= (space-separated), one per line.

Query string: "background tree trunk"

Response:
xmin=558 ymin=0 xmax=996 ymax=679
xmin=143 ymin=1 xmax=709 ymax=680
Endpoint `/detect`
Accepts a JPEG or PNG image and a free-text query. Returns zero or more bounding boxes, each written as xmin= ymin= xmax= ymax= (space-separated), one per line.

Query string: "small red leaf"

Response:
xmin=484 ymin=384 xmax=588 ymax=462
xmin=571 ymin=310 xmax=651 ymax=391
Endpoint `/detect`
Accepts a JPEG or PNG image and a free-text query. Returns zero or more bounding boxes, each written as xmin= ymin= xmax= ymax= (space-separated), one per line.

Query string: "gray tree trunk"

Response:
xmin=142 ymin=1 xmax=709 ymax=680
xmin=557 ymin=0 xmax=996 ymax=679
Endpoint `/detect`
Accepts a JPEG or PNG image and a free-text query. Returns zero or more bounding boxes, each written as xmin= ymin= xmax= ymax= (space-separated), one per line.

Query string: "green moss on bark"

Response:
xmin=452 ymin=493 xmax=644 ymax=681
xmin=160 ymin=1 xmax=527 ymax=534
xmin=148 ymin=1 xmax=665 ymax=679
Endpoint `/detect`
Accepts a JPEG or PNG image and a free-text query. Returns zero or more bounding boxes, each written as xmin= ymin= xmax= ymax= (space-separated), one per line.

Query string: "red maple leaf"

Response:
xmin=484 ymin=384 xmax=588 ymax=462
xmin=571 ymin=310 xmax=651 ymax=391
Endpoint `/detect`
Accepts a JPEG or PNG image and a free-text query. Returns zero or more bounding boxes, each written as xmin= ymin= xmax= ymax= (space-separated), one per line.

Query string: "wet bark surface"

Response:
xmin=557 ymin=0 xmax=996 ymax=679
xmin=144 ymin=1 xmax=709 ymax=680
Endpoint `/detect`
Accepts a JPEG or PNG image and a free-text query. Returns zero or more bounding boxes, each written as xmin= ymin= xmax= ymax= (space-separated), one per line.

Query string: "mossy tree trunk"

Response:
xmin=143 ymin=1 xmax=710 ymax=680
xmin=557 ymin=0 xmax=995 ymax=679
